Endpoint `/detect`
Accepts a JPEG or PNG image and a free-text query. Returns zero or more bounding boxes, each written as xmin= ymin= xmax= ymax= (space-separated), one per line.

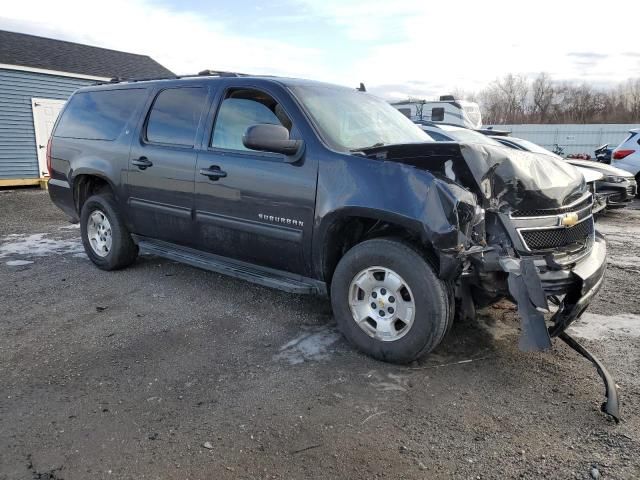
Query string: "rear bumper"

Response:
xmin=48 ymin=178 xmax=78 ymax=222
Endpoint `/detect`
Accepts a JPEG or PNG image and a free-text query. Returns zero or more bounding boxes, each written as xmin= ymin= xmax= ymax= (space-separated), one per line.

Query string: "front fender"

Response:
xmin=312 ymin=153 xmax=479 ymax=279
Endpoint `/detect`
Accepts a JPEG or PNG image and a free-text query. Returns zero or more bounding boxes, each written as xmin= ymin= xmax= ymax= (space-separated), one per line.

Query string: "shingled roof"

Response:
xmin=0 ymin=30 xmax=174 ymax=79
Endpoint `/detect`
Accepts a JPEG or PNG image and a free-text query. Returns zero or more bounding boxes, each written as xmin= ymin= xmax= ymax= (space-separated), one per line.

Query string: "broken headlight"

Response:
xmin=470 ymin=206 xmax=486 ymax=245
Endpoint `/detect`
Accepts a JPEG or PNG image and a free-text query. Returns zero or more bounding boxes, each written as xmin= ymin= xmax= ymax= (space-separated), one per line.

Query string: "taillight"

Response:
xmin=46 ymin=137 xmax=52 ymax=176
xmin=613 ymin=149 xmax=635 ymax=160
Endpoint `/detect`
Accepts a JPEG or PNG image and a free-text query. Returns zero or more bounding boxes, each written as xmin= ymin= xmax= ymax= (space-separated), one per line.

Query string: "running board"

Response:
xmin=134 ymin=236 xmax=326 ymax=295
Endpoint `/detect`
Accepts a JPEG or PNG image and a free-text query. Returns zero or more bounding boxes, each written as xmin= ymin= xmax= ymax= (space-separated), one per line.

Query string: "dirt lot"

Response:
xmin=1 ymin=188 xmax=639 ymax=480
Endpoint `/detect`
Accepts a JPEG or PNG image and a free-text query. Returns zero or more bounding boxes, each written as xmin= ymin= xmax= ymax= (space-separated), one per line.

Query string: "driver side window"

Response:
xmin=211 ymin=89 xmax=292 ymax=152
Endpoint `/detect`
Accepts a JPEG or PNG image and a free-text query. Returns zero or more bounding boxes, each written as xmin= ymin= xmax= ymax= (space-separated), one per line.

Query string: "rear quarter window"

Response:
xmin=54 ymin=89 xmax=147 ymax=141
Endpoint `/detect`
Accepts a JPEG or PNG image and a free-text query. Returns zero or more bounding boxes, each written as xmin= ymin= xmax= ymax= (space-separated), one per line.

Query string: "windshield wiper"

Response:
xmin=350 ymin=142 xmax=386 ymax=152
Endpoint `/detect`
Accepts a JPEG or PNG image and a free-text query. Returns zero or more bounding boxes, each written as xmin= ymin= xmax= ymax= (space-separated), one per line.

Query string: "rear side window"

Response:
xmin=55 ymin=89 xmax=146 ymax=140
xmin=146 ymin=87 xmax=208 ymax=146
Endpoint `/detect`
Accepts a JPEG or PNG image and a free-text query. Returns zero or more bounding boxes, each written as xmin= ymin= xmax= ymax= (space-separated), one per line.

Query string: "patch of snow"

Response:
xmin=73 ymin=252 xmax=88 ymax=259
xmin=0 ymin=233 xmax=83 ymax=258
xmin=568 ymin=312 xmax=640 ymax=340
xmin=274 ymin=326 xmax=341 ymax=364
xmin=5 ymin=259 xmax=34 ymax=266
xmin=59 ymin=223 xmax=80 ymax=230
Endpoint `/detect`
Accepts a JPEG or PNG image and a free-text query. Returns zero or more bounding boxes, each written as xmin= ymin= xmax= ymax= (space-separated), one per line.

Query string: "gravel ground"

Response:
xmin=1 ymin=188 xmax=639 ymax=480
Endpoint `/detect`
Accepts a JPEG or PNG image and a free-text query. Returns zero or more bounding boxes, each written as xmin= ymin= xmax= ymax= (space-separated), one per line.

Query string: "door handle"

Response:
xmin=132 ymin=157 xmax=153 ymax=170
xmin=199 ymin=166 xmax=227 ymax=180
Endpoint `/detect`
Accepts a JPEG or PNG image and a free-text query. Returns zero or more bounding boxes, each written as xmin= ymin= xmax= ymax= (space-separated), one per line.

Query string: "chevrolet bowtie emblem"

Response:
xmin=560 ymin=212 xmax=579 ymax=227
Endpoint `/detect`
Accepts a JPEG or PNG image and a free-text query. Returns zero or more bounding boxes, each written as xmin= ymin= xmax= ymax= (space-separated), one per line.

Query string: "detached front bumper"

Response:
xmin=544 ymin=232 xmax=607 ymax=336
xmin=498 ymin=232 xmax=607 ymax=351
xmin=498 ymin=233 xmax=618 ymax=421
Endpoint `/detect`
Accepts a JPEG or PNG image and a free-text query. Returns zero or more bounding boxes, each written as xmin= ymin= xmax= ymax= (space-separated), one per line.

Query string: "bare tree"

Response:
xmin=477 ymin=74 xmax=528 ymax=124
xmin=474 ymin=74 xmax=640 ymax=124
xmin=496 ymin=74 xmax=528 ymax=123
xmin=531 ymin=73 xmax=555 ymax=123
xmin=622 ymin=78 xmax=640 ymax=121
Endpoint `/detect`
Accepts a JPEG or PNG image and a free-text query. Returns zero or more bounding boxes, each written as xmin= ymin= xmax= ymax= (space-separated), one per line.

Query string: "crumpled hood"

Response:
xmin=574 ymin=167 xmax=603 ymax=183
xmin=362 ymin=142 xmax=586 ymax=211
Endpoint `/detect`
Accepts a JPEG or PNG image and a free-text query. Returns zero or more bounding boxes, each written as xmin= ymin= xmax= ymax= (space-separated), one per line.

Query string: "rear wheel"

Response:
xmin=331 ymin=238 xmax=451 ymax=363
xmin=80 ymin=194 xmax=138 ymax=270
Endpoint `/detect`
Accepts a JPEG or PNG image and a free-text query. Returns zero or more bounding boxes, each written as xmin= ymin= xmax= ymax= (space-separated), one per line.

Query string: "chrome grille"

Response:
xmin=510 ymin=193 xmax=595 ymax=255
xmin=511 ymin=196 xmax=592 ymax=218
xmin=520 ymin=219 xmax=594 ymax=250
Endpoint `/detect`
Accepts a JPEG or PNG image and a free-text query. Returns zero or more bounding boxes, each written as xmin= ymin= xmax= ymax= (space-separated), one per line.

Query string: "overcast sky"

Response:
xmin=2 ymin=0 xmax=639 ymax=100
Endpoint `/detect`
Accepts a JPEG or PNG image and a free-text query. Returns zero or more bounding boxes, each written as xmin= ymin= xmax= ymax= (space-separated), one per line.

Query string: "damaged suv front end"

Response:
xmin=454 ymin=145 xmax=607 ymax=348
xmin=361 ymin=142 xmax=616 ymax=420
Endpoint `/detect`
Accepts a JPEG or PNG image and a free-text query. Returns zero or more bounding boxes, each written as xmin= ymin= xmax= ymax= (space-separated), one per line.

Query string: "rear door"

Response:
xmin=193 ymin=83 xmax=317 ymax=274
xmin=126 ymin=85 xmax=211 ymax=245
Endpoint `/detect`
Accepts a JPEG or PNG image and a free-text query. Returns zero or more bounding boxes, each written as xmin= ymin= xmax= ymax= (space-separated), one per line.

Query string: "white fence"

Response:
xmin=485 ymin=124 xmax=640 ymax=156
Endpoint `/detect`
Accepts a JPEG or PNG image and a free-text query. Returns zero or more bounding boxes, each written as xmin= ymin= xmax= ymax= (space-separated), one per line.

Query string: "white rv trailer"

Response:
xmin=391 ymin=95 xmax=482 ymax=129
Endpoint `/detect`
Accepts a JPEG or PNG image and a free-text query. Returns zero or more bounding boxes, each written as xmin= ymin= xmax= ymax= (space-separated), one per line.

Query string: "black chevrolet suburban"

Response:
xmin=47 ymin=72 xmax=617 ymax=418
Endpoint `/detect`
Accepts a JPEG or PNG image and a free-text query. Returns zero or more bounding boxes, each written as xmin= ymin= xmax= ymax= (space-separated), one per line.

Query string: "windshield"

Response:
xmin=509 ymin=137 xmax=559 ymax=156
xmin=438 ymin=125 xmax=504 ymax=147
xmin=289 ymin=85 xmax=432 ymax=151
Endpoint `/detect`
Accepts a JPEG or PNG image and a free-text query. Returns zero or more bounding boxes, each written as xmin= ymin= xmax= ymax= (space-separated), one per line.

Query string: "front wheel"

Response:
xmin=80 ymin=194 xmax=138 ymax=270
xmin=331 ymin=238 xmax=451 ymax=364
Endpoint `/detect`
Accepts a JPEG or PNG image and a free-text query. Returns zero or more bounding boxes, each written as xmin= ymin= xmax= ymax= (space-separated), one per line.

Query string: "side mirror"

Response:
xmin=242 ymin=124 xmax=303 ymax=158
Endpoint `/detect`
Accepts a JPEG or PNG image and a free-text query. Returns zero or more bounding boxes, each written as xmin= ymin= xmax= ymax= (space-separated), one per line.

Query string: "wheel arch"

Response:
xmin=314 ymin=207 xmax=436 ymax=285
xmin=71 ymin=171 xmax=117 ymax=214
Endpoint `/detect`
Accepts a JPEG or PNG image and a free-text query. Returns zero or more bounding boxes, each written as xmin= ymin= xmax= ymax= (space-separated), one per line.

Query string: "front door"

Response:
xmin=31 ymin=98 xmax=66 ymax=178
xmin=126 ymin=85 xmax=210 ymax=245
xmin=194 ymin=86 xmax=317 ymax=274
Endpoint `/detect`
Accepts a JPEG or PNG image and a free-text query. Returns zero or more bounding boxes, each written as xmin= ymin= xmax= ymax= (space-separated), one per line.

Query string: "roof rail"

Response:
xmin=93 ymin=69 xmax=249 ymax=86
xmin=197 ymin=69 xmax=246 ymax=77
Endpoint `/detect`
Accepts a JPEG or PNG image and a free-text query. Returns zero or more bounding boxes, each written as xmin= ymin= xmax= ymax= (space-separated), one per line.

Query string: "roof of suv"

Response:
xmin=83 ymin=73 xmax=355 ymax=93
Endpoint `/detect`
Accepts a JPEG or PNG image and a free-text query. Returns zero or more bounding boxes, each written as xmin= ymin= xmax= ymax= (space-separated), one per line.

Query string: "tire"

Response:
xmin=331 ymin=238 xmax=451 ymax=364
xmin=80 ymin=193 xmax=138 ymax=270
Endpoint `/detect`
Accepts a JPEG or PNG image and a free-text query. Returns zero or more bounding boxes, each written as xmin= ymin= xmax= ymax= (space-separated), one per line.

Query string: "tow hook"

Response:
xmin=559 ymin=332 xmax=621 ymax=423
